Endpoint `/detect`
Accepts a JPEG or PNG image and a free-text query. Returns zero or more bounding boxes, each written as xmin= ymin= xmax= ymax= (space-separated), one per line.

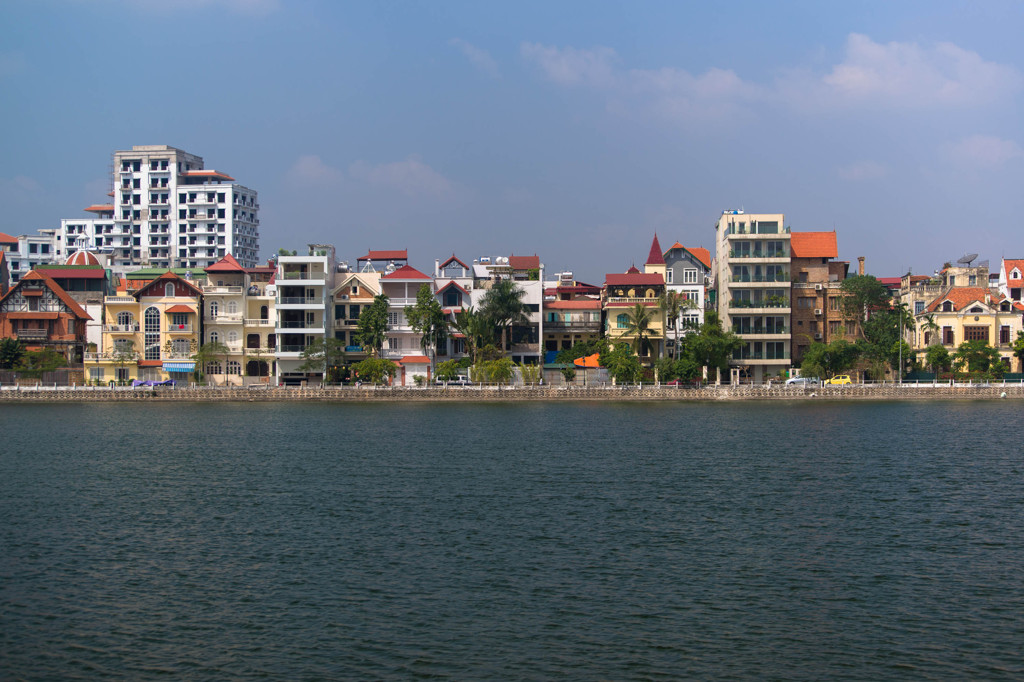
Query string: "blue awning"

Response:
xmin=163 ymin=361 xmax=196 ymax=372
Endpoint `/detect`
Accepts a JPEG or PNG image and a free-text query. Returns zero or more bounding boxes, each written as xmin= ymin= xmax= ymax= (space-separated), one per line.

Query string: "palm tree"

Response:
xmin=451 ymin=306 xmax=492 ymax=364
xmin=480 ymin=279 xmax=530 ymax=353
xmin=624 ymin=302 xmax=655 ymax=361
xmin=193 ymin=340 xmax=230 ymax=385
xmin=659 ymin=291 xmax=695 ymax=360
xmin=920 ymin=312 xmax=940 ymax=347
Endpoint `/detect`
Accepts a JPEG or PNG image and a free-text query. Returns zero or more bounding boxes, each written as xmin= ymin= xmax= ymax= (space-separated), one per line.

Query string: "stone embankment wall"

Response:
xmin=2 ymin=384 xmax=1022 ymax=402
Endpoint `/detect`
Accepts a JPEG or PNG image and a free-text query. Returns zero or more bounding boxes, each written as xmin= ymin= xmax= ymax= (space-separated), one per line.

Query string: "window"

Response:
xmin=797 ymin=297 xmax=815 ymax=309
xmin=683 ymin=269 xmax=698 ymax=284
xmin=964 ymin=326 xmax=988 ymax=342
xmin=206 ymin=361 xmax=222 ymax=375
xmin=226 ymin=300 xmax=238 ymax=315
xmin=164 ymin=282 xmax=175 ymax=297
xmin=388 ymin=312 xmax=401 ymax=326
xmin=209 ymin=301 xmax=218 ymax=318
xmin=209 ymin=330 xmax=219 ymax=343
xmin=226 ymin=360 xmax=241 ymax=375
xmin=914 ymin=301 xmax=925 ymax=314
xmin=617 ymin=314 xmax=628 ymax=329
xmin=90 ymin=367 xmax=105 ymax=381
xmin=829 ymin=297 xmax=840 ymax=311
xmin=117 ymin=311 xmax=134 ymax=327
xmin=666 ymin=269 xmax=673 ymax=284
xmin=942 ymin=326 xmax=954 ymax=345
xmin=171 ymin=313 xmax=188 ymax=327
xmin=144 ymin=306 xmax=160 ymax=360
xmin=247 ymin=333 xmax=261 ymax=349
xmin=116 ymin=367 xmax=130 ymax=383
xmin=1001 ymin=326 xmax=1011 ymax=344
xmin=829 ymin=320 xmax=842 ymax=335
xmin=942 ymin=301 xmax=953 ymax=312
xmin=171 ymin=339 xmax=190 ymax=356
xmin=227 ymin=331 xmax=238 ymax=345
xmin=443 ymin=290 xmax=460 ymax=307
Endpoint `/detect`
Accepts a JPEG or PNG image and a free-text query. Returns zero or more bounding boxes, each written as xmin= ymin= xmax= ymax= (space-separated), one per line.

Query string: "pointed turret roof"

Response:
xmin=205 ymin=253 xmax=246 ymax=273
xmin=646 ymin=234 xmax=665 ymax=266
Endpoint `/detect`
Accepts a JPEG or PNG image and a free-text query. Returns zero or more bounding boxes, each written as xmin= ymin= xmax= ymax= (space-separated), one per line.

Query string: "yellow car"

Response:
xmin=826 ymin=375 xmax=852 ymax=385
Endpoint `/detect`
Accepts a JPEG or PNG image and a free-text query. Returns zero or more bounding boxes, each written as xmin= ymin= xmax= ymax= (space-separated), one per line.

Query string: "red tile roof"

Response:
xmin=33 ymin=266 xmax=107 ymax=280
xmin=645 ymin=234 xmax=665 ymax=266
xmin=0 ymin=232 xmax=17 ymax=244
xmin=440 ymin=254 xmax=469 ymax=270
xmin=358 ymin=249 xmax=408 ymax=261
xmin=398 ymin=355 xmax=431 ymax=364
xmin=605 ymin=273 xmax=664 ymax=287
xmin=925 ymin=287 xmax=1006 ymax=313
xmin=165 ymin=304 xmax=196 ymax=314
xmin=84 ymin=204 xmax=115 ymax=213
xmin=1 ymin=271 xmax=91 ymax=320
xmin=437 ymin=280 xmax=469 ymax=295
xmin=1003 ymin=259 xmax=1024 ymax=287
xmin=509 ymin=254 xmax=540 ymax=270
xmin=205 ymin=253 xmax=246 ymax=273
xmin=790 ymin=231 xmax=838 ymax=258
xmin=381 ymin=264 xmax=431 ymax=280
xmin=134 ymin=271 xmax=203 ymax=298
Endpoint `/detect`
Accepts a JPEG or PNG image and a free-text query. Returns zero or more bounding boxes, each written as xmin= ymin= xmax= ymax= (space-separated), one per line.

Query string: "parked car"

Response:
xmin=785 ymin=376 xmax=820 ymax=386
xmin=436 ymin=376 xmax=473 ymax=386
xmin=825 ymin=375 xmax=852 ymax=385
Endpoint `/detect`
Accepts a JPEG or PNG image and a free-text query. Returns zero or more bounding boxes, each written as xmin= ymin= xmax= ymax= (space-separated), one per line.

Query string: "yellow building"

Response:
xmin=915 ymin=286 xmax=1023 ymax=367
xmin=90 ymin=272 xmax=202 ymax=383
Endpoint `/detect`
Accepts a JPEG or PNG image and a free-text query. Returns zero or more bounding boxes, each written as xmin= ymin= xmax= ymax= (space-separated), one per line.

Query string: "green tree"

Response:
xmin=919 ymin=312 xmax=940 ymax=346
xmin=600 ymin=342 xmax=643 ymax=384
xmin=684 ymin=311 xmax=743 ymax=382
xmin=800 ymin=340 xmax=862 ymax=379
xmin=111 ymin=339 xmax=139 ymax=384
xmin=436 ymin=358 xmax=467 ymax=382
xmin=0 ymin=338 xmax=25 ymax=369
xmin=404 ymin=284 xmax=448 ymax=372
xmin=839 ymin=274 xmax=892 ymax=329
xmin=953 ymin=340 xmax=1002 ymax=373
xmin=1012 ymin=331 xmax=1024 ymax=372
xmin=193 ymin=340 xmax=230 ymax=384
xmin=554 ymin=337 xmax=609 ymax=364
xmin=560 ymin=366 xmax=577 ymax=383
xmin=623 ymin=302 xmax=656 ymax=360
xmin=355 ymin=294 xmax=390 ymax=356
xmin=451 ymin=306 xmax=493 ymax=365
xmin=297 ymin=337 xmax=348 ymax=382
xmin=15 ymin=348 xmax=68 ymax=376
xmin=480 ymin=279 xmax=530 ymax=353
xmin=519 ymin=362 xmax=542 ymax=385
xmin=658 ymin=291 xmax=695 ymax=360
xmin=352 ymin=357 xmax=397 ymax=384
xmin=925 ymin=344 xmax=952 ymax=374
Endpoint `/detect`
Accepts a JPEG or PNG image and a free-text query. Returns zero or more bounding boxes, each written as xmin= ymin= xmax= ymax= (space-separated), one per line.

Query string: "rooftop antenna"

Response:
xmin=957 ymin=253 xmax=979 ymax=267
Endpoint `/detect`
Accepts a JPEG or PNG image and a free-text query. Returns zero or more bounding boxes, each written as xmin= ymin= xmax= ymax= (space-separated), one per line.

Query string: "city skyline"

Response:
xmin=2 ymin=0 xmax=1022 ymax=282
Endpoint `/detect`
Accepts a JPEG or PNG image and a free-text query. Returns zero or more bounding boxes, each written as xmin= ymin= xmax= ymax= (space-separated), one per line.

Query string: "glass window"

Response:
xmin=144 ymin=307 xmax=160 ymax=360
xmin=617 ymin=314 xmax=628 ymax=329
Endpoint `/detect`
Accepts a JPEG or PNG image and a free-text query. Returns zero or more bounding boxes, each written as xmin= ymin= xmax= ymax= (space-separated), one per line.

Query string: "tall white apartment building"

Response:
xmin=714 ymin=210 xmax=792 ymax=383
xmin=275 ymin=244 xmax=336 ymax=384
xmin=59 ymin=145 xmax=260 ymax=270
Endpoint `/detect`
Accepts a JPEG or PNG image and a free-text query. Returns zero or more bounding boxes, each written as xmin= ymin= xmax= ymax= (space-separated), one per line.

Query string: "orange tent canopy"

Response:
xmin=573 ymin=353 xmax=601 ymax=368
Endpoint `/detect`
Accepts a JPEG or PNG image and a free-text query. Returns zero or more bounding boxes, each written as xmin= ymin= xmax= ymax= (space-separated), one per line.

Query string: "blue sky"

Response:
xmin=2 ymin=0 xmax=1023 ymax=282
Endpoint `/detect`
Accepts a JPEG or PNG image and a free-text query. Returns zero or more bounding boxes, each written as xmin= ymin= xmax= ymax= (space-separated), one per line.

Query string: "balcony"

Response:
xmin=729 ymin=300 xmax=790 ymax=310
xmin=166 ymin=324 xmax=194 ymax=333
xmin=105 ymin=296 xmax=137 ymax=303
xmin=731 ymin=351 xmax=791 ymax=361
xmin=334 ymin=318 xmax=362 ymax=329
xmin=204 ymin=286 xmax=244 ymax=294
xmin=728 ymin=250 xmax=790 ymax=259
xmin=277 ymin=320 xmax=324 ymax=330
xmin=729 ymin=274 xmax=791 ymax=284
xmin=279 ymin=344 xmax=308 ymax=354
xmin=545 ymin=320 xmax=601 ymax=331
xmin=278 ymin=296 xmax=321 ymax=306
xmin=15 ymin=329 xmax=49 ymax=340
xmin=207 ymin=313 xmax=243 ymax=323
xmin=103 ymin=324 xmax=139 ymax=333
xmin=280 ymin=269 xmax=326 ymax=281
xmin=604 ymin=297 xmax=659 ymax=305
xmin=734 ymin=328 xmax=789 ymax=338
xmin=244 ymin=318 xmax=274 ymax=327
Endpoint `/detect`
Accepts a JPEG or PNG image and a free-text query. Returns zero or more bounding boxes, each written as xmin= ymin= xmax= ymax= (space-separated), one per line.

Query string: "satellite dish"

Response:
xmin=957 ymin=253 xmax=979 ymax=265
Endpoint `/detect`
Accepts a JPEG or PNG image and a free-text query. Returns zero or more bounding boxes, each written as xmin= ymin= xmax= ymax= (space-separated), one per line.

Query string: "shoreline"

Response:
xmin=1 ymin=384 xmax=1021 ymax=402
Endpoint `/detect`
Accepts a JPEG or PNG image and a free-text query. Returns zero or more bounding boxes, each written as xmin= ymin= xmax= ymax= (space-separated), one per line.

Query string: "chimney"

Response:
xmin=857 ymin=256 xmax=865 ymax=276
xmin=435 ymin=258 xmax=440 ymax=277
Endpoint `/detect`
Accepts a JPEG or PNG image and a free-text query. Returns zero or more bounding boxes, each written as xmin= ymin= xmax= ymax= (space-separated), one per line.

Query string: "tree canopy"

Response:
xmin=356 ymin=294 xmax=390 ymax=356
xmin=480 ymin=279 xmax=530 ymax=352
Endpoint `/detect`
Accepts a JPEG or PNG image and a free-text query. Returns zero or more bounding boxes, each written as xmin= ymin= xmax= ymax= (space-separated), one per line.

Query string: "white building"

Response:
xmin=275 ymin=244 xmax=335 ymax=384
xmin=5 ymin=230 xmax=60 ymax=283
xmin=58 ymin=145 xmax=260 ymax=271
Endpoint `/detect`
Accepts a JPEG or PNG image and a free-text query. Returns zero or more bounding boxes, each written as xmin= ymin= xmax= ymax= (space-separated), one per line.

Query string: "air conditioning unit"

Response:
xmin=814 ymin=308 xmax=823 ymax=316
xmin=814 ymin=283 xmax=823 ymax=290
xmin=814 ymin=333 xmax=822 ymax=340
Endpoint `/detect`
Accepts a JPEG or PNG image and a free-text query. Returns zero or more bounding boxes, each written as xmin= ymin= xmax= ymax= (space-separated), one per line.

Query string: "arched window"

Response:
xmin=144 ymin=307 xmax=160 ymax=360
xmin=171 ymin=339 xmax=190 ymax=356
xmin=117 ymin=311 xmax=134 ymax=327
xmin=226 ymin=300 xmax=238 ymax=315
xmin=209 ymin=300 xmax=219 ymax=318
xmin=209 ymin=330 xmax=219 ymax=343
xmin=942 ymin=301 xmax=953 ymax=312
xmin=646 ymin=289 xmax=655 ymax=298
xmin=247 ymin=333 xmax=261 ymax=349
xmin=164 ymin=282 xmax=175 ymax=297
xmin=226 ymin=360 xmax=241 ymax=375
xmin=206 ymin=361 xmax=222 ymax=375
xmin=260 ymin=305 xmax=268 ymax=320
xmin=617 ymin=314 xmax=629 ymax=329
xmin=227 ymin=331 xmax=238 ymax=345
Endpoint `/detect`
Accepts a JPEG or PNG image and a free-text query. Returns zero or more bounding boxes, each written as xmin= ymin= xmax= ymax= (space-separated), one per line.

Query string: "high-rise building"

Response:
xmin=714 ymin=210 xmax=791 ymax=383
xmin=59 ymin=145 xmax=260 ymax=270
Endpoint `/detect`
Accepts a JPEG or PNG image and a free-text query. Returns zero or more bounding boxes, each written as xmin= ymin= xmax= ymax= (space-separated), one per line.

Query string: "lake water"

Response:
xmin=1 ymin=401 xmax=1023 ymax=680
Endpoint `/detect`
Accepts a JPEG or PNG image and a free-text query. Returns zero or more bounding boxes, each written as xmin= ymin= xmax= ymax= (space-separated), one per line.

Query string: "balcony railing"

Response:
xmin=281 ymin=270 xmax=325 ymax=280
xmin=729 ymin=300 xmax=790 ymax=309
xmin=728 ymin=251 xmax=789 ymax=259
xmin=106 ymin=296 xmax=136 ymax=303
xmin=244 ymin=319 xmax=274 ymax=326
xmin=15 ymin=329 xmax=49 ymax=340
xmin=334 ymin=319 xmax=362 ymax=328
xmin=729 ymin=274 xmax=791 ymax=283
xmin=278 ymin=321 xmax=322 ymax=329
xmin=731 ymin=351 xmax=791 ymax=360
xmin=204 ymin=286 xmax=244 ymax=294
xmin=734 ymin=327 xmax=789 ymax=335
xmin=279 ymin=345 xmax=308 ymax=353
xmin=279 ymin=296 xmax=319 ymax=305
xmin=166 ymin=324 xmax=193 ymax=333
xmin=103 ymin=324 xmax=139 ymax=333
xmin=604 ymin=297 xmax=659 ymax=305
xmin=207 ymin=313 xmax=243 ymax=323
xmin=545 ymin=320 xmax=601 ymax=330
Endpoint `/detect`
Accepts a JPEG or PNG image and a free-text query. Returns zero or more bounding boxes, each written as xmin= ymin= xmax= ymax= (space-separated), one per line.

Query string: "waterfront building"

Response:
xmin=913 ymin=287 xmax=1023 ymax=369
xmin=469 ymin=255 xmax=544 ymax=365
xmin=542 ymin=271 xmax=602 ymax=361
xmin=995 ymin=258 xmax=1024 ymax=303
xmin=275 ymin=245 xmax=335 ymax=385
xmin=0 ymin=270 xmax=91 ymax=365
xmin=714 ymin=211 xmax=791 ymax=382
xmin=661 ymin=241 xmax=711 ymax=349
xmin=3 ymin=230 xmax=60 ymax=284
xmin=380 ymin=262 xmax=434 ymax=385
xmin=788 ymin=231 xmax=858 ymax=363
xmin=90 ymin=271 xmax=202 ymax=384
xmin=32 ymin=251 xmax=114 ymax=351
xmin=433 ymin=256 xmax=473 ymax=361
xmin=58 ymin=145 xmax=260 ymax=271
xmin=330 ymin=266 xmax=381 ymax=362
xmin=603 ymin=237 xmax=667 ymax=363
xmin=202 ymin=254 xmax=277 ymax=385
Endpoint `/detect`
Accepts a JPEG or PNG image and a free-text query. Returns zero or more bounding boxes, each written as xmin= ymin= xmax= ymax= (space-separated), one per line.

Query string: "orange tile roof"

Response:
xmin=398 ymin=355 xmax=431 ymax=364
xmin=925 ymin=287 xmax=1005 ymax=313
xmin=790 ymin=231 xmax=838 ymax=258
xmin=665 ymin=242 xmax=712 ymax=269
xmin=0 ymin=232 xmax=17 ymax=244
xmin=135 ymin=271 xmax=204 ymax=298
xmin=205 ymin=253 xmax=246 ymax=272
xmin=359 ymin=249 xmax=408 ymax=261
xmin=84 ymin=204 xmax=114 ymax=213
xmin=546 ymin=300 xmax=601 ymax=310
xmin=165 ymin=304 xmax=196 ymax=314
xmin=182 ymin=170 xmax=235 ymax=181
xmin=1003 ymin=259 xmax=1024 ymax=287
xmin=0 ymin=271 xmax=91 ymax=320
xmin=381 ymin=264 xmax=431 ymax=280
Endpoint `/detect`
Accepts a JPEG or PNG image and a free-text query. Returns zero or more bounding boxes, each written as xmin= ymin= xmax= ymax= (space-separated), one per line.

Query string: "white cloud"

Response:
xmin=837 ymin=161 xmax=889 ymax=181
xmin=449 ymin=39 xmax=499 ymax=79
xmin=286 ymin=155 xmax=345 ymax=186
xmin=521 ymin=43 xmax=618 ymax=88
xmin=349 ymin=156 xmax=454 ymax=198
xmin=823 ymin=34 xmax=1021 ymax=107
xmin=943 ymin=135 xmax=1024 ymax=167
